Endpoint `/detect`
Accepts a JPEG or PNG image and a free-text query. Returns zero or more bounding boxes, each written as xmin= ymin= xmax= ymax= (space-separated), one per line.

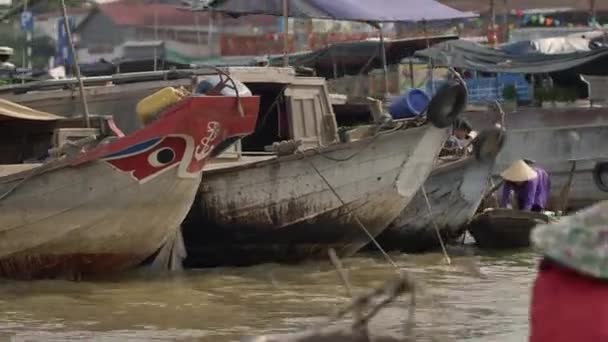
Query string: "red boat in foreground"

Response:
xmin=0 ymin=80 xmax=259 ymax=280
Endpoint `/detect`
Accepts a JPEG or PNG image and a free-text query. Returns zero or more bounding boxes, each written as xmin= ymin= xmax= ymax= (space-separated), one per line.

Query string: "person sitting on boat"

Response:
xmin=443 ymin=118 xmax=476 ymax=155
xmin=529 ymin=201 xmax=608 ymax=342
xmin=500 ymin=159 xmax=550 ymax=212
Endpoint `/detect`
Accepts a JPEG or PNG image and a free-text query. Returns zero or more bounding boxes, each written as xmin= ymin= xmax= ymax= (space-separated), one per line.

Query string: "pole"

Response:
xmin=490 ymin=0 xmax=496 ymax=46
xmin=21 ymin=0 xmax=28 ymax=84
xmin=207 ymin=8 xmax=214 ymax=57
xmin=378 ymin=24 xmax=390 ymax=98
xmin=423 ymin=20 xmax=434 ymax=95
xmin=282 ymin=0 xmax=289 ymax=67
xmin=60 ymin=0 xmax=90 ymax=128
xmin=590 ymin=0 xmax=597 ymax=26
xmin=503 ymin=0 xmax=509 ymax=42
xmin=153 ymin=6 xmax=158 ymax=71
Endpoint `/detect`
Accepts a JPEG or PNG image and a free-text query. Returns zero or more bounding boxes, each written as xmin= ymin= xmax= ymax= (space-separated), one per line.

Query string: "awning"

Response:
xmin=201 ymin=0 xmax=477 ymax=22
xmin=266 ymin=35 xmax=459 ymax=78
xmin=415 ymin=39 xmax=608 ymax=75
xmin=0 ymin=98 xmax=62 ymax=121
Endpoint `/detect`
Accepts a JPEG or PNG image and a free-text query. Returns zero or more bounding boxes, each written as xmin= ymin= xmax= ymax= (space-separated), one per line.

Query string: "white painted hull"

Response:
xmin=466 ymin=108 xmax=608 ymax=210
xmin=495 ymin=126 xmax=608 ymax=210
xmin=374 ymin=157 xmax=495 ymax=252
xmin=0 ymin=162 xmax=200 ymax=279
xmin=183 ymin=125 xmax=449 ymax=267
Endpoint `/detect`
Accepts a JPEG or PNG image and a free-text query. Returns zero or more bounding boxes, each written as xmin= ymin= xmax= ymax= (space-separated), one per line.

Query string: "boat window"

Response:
xmin=239 ymin=82 xmax=288 ymax=152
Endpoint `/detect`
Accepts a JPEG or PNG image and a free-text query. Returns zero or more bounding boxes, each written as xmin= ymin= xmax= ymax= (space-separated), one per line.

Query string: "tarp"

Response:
xmin=265 ymin=35 xmax=458 ymax=78
xmin=202 ymin=0 xmax=476 ymax=22
xmin=415 ymin=40 xmax=608 ymax=75
xmin=0 ymin=98 xmax=61 ymax=121
xmin=501 ymin=37 xmax=592 ymax=55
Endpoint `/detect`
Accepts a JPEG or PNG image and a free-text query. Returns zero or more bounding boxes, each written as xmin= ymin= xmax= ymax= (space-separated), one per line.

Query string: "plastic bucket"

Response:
xmin=388 ymin=88 xmax=431 ymax=119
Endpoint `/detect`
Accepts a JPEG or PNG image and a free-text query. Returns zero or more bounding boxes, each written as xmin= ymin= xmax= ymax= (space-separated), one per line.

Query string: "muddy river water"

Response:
xmin=0 ymin=250 xmax=538 ymax=341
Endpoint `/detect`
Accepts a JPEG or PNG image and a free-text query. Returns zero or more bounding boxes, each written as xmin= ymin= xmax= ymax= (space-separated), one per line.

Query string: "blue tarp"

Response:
xmin=202 ymin=0 xmax=476 ymax=22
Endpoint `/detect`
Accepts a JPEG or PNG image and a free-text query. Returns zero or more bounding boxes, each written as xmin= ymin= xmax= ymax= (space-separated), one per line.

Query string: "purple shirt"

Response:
xmin=500 ymin=167 xmax=551 ymax=211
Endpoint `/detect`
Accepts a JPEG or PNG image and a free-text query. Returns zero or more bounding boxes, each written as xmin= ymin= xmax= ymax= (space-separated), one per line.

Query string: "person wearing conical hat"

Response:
xmin=500 ymin=159 xmax=550 ymax=212
xmin=529 ymin=201 xmax=608 ymax=342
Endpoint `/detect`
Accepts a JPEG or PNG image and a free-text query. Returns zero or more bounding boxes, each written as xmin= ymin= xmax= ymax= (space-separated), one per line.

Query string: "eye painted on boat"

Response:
xmin=148 ymin=147 xmax=176 ymax=167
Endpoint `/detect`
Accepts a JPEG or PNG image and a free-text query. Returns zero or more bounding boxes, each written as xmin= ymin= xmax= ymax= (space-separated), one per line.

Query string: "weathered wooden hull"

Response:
xmin=183 ymin=125 xmax=449 ymax=267
xmin=0 ymin=95 xmax=261 ymax=279
xmin=467 ymin=209 xmax=550 ymax=249
xmin=372 ymin=156 xmax=495 ymax=252
xmin=466 ymin=107 xmax=608 ymax=210
xmin=0 ymin=162 xmax=200 ymax=280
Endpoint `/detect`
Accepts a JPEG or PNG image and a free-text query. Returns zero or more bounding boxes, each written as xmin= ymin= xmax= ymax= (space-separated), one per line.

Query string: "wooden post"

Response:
xmin=282 ymin=0 xmax=289 ymax=67
xmin=409 ymin=58 xmax=415 ymax=88
xmin=207 ymin=8 xmax=214 ymax=57
xmin=503 ymin=0 xmax=509 ymax=42
xmin=490 ymin=0 xmax=496 ymax=46
xmin=60 ymin=0 xmax=90 ymax=128
xmin=559 ymin=161 xmax=577 ymax=213
xmin=153 ymin=5 xmax=158 ymax=71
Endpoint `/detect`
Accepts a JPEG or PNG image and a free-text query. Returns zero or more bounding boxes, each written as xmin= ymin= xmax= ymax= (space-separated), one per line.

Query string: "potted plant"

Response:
xmin=502 ymin=84 xmax=518 ymax=112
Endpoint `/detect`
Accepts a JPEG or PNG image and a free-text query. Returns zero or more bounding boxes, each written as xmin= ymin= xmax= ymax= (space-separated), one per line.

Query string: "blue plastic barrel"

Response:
xmin=388 ymin=88 xmax=431 ymax=119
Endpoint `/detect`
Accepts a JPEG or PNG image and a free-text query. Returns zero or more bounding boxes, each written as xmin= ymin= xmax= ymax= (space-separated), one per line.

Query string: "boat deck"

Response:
xmin=0 ymin=164 xmax=40 ymax=178
xmin=203 ymin=155 xmax=276 ymax=172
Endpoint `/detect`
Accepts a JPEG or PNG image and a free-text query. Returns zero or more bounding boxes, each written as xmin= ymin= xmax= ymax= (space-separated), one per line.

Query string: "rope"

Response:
xmin=299 ymin=149 xmax=399 ymax=269
xmin=420 ymin=185 xmax=452 ymax=265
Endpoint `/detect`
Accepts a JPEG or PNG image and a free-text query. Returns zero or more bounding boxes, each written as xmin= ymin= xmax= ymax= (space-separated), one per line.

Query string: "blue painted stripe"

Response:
xmin=103 ymin=138 xmax=161 ymax=159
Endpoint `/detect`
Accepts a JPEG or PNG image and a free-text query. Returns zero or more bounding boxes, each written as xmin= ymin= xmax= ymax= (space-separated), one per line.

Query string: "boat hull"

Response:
xmin=467 ymin=209 xmax=550 ymax=249
xmin=373 ymin=157 xmax=495 ymax=252
xmin=0 ymin=162 xmax=199 ymax=280
xmin=183 ymin=125 xmax=449 ymax=267
xmin=0 ymin=95 xmax=261 ymax=279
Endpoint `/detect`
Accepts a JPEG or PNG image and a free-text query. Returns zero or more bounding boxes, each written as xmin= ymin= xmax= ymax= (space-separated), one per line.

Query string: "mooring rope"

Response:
xmin=421 ymin=185 xmax=452 ymax=265
xmin=302 ymin=154 xmax=399 ymax=269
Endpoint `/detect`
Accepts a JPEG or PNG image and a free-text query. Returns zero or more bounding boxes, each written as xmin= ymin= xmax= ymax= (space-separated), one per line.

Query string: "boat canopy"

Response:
xmin=415 ymin=39 xmax=608 ymax=75
xmin=0 ymin=98 xmax=62 ymax=121
xmin=200 ymin=0 xmax=476 ymax=22
xmin=264 ymin=35 xmax=458 ymax=78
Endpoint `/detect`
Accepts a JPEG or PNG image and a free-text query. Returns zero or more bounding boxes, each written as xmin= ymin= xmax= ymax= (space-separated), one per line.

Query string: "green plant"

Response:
xmin=502 ymin=84 xmax=518 ymax=101
xmin=534 ymin=87 xmax=545 ymax=104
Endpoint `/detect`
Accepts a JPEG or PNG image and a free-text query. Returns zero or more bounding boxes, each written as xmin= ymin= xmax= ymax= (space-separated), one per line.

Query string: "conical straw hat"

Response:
xmin=500 ymin=159 xmax=538 ymax=182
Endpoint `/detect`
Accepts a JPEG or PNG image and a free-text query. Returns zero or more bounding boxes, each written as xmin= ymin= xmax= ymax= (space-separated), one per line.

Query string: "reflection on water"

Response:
xmin=0 ymin=249 xmax=538 ymax=341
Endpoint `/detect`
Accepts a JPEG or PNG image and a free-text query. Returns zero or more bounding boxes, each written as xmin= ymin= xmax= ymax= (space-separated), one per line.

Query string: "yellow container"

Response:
xmin=136 ymin=87 xmax=185 ymax=125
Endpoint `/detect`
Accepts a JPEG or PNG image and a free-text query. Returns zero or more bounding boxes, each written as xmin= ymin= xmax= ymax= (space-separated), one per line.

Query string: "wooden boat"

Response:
xmin=1 ymin=69 xmax=218 ymax=134
xmin=0 ymin=85 xmax=260 ymax=279
xmin=467 ymin=208 xmax=551 ymax=249
xmin=373 ymin=152 xmax=498 ymax=253
xmin=372 ymin=127 xmax=506 ymax=252
xmin=465 ymin=107 xmax=608 ymax=211
xmin=182 ymin=74 xmax=463 ymax=267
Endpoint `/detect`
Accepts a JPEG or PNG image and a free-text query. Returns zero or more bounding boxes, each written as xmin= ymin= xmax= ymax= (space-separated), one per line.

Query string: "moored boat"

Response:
xmin=372 ymin=140 xmax=501 ymax=253
xmin=467 ymin=208 xmax=551 ymax=249
xmin=0 ymin=78 xmax=260 ymax=279
xmin=182 ymin=73 xmax=465 ymax=267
